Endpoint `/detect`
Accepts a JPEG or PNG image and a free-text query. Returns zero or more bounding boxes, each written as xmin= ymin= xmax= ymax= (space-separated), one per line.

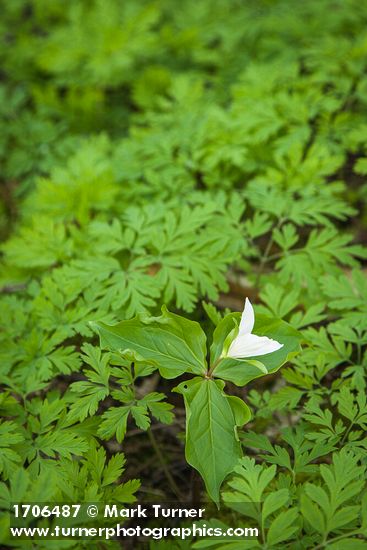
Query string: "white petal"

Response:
xmin=238 ymin=298 xmax=255 ymax=335
xmin=228 ymin=332 xmax=283 ymax=359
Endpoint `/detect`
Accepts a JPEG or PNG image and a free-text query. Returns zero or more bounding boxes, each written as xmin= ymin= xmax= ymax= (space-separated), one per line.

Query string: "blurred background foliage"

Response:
xmin=1 ymin=0 xmax=367 ymax=203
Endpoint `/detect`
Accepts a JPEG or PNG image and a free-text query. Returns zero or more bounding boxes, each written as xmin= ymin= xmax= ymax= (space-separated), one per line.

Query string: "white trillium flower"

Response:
xmin=226 ymin=298 xmax=283 ymax=359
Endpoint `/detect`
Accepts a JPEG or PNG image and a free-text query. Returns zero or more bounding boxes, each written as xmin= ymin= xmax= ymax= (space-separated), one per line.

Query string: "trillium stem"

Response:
xmin=207 ymin=358 xmax=222 ymax=378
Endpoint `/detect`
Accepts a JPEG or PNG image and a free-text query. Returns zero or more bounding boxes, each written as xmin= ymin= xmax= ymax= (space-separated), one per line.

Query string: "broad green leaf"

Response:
xmin=213 ymin=314 xmax=302 ymax=386
xmin=174 ymin=377 xmax=246 ymax=503
xmin=226 ymin=396 xmax=252 ymax=431
xmin=210 ymin=313 xmax=240 ymax=364
xmin=92 ymin=305 xmax=207 ymax=379
xmin=214 ymin=357 xmax=269 ymax=387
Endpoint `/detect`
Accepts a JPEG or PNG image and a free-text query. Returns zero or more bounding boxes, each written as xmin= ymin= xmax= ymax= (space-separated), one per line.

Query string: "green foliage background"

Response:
xmin=0 ymin=0 xmax=367 ymax=548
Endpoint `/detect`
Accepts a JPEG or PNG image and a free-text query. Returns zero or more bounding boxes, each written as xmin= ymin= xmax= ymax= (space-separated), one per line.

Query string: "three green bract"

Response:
xmin=93 ymin=303 xmax=302 ymax=503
